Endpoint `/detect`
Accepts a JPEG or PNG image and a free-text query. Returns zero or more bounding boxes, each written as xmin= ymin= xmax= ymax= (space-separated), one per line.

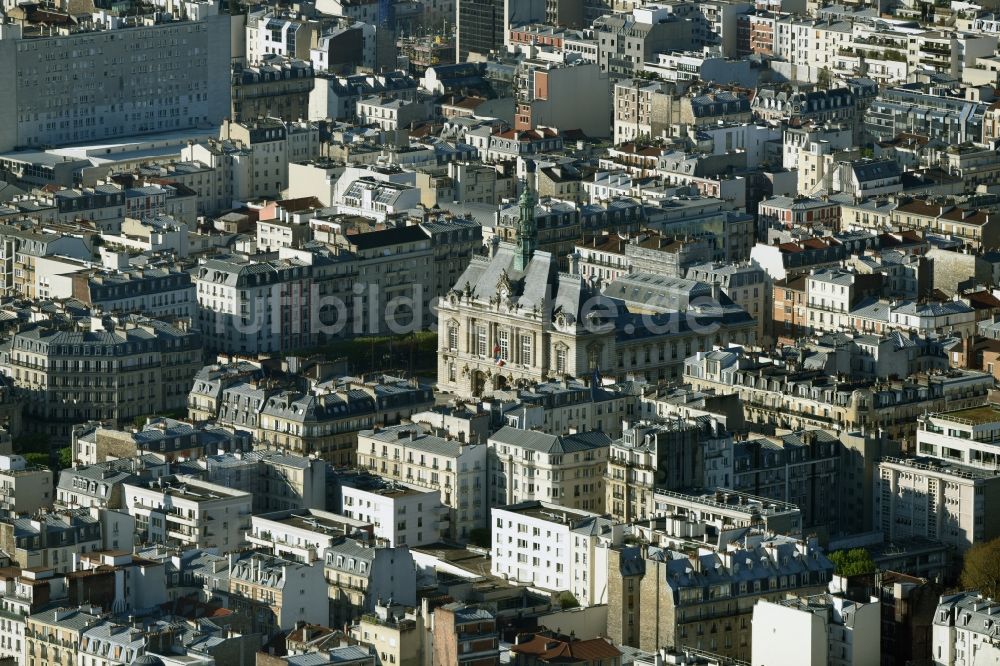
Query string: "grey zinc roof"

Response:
xmin=489 ymin=426 xmax=611 ymax=454
xmin=262 ymin=390 xmax=375 ymax=422
xmin=230 ymin=553 xmax=300 ymax=587
xmin=570 ymin=516 xmax=617 ymax=537
xmin=363 ymin=424 xmax=464 ymax=458
xmin=245 ymin=450 xmax=313 ymax=469
xmin=653 ymin=534 xmax=832 ymax=593
xmin=28 ymin=606 xmax=103 ymax=632
xmin=450 ymin=244 xmax=606 ymax=321
xmin=57 ymin=460 xmax=140 ymax=497
xmin=444 ymin=603 xmax=494 ymax=622
xmin=81 ymin=621 xmax=146 ymax=653
xmin=617 ymin=546 xmax=645 ymax=577
xmin=809 ymin=268 xmax=857 ymax=286
xmin=324 ymin=537 xmax=377 ymax=573
xmin=287 ymin=646 xmax=374 ymax=665
xmin=934 ymin=593 xmax=1000 ymax=635
xmin=893 ymin=300 xmax=972 ymax=316
xmin=850 ymin=298 xmax=890 ymax=321
xmin=851 ymin=159 xmax=900 ymax=182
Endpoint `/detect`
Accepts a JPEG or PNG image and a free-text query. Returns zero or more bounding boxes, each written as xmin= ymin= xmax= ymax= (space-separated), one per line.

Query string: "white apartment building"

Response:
xmin=907 ymin=31 xmax=998 ymax=79
xmin=686 ymin=261 xmax=772 ymax=342
xmin=805 ymin=268 xmax=864 ymax=333
xmin=356 ymin=96 xmax=430 ymax=132
xmin=78 ymin=620 xmax=147 ymax=666
xmin=851 ymin=299 xmax=977 ymax=339
xmin=0 ymin=454 xmax=53 ymax=515
xmin=497 ymin=379 xmax=637 ymax=440
xmin=488 ymin=427 xmax=611 ymax=514
xmin=874 ymin=457 xmax=1000 ymax=553
xmin=0 ymin=575 xmax=27 ymax=662
xmin=197 ymin=450 xmax=328 ymax=514
xmin=122 ymin=475 xmax=252 ymax=553
xmin=335 ymin=177 xmax=422 ymax=222
xmin=800 ymin=268 xmax=977 ymax=339
xmin=916 ymin=405 xmax=1000 ymax=471
xmin=338 ymin=472 xmax=449 ymax=547
xmin=248 ymin=508 xmax=371 ymax=563
xmin=228 ymin=552 xmax=329 ymax=635
xmin=932 ymin=592 xmax=1000 ymax=666
xmin=183 ymin=118 xmax=320 ymax=202
xmin=752 ymin=593 xmax=880 ymax=666
xmin=74 ymin=550 xmax=169 ymax=613
xmin=192 ymin=249 xmax=342 ymax=355
xmin=491 ymin=502 xmax=622 ymax=607
xmin=246 ymin=12 xmax=317 ymax=64
xmin=102 ymin=215 xmax=190 ymax=257
xmin=356 ymin=423 xmax=490 ymax=541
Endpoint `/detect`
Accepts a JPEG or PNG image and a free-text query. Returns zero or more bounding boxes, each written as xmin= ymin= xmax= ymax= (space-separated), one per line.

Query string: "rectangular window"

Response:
xmin=497 ymin=329 xmax=509 ymax=361
xmin=556 ymin=347 xmax=567 ymax=374
xmin=476 ymin=326 xmax=487 ymax=356
xmin=521 ymin=334 xmax=532 ymax=365
xmin=448 ymin=326 xmax=458 ymax=351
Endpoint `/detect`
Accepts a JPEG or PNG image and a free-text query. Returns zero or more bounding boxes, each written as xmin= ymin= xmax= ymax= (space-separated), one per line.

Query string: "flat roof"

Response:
xmin=495 ymin=501 xmax=599 ymax=524
xmin=933 ymin=404 xmax=1000 ymax=426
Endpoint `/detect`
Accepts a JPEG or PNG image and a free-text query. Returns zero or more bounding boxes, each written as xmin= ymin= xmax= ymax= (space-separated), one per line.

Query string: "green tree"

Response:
xmin=23 ymin=452 xmax=50 ymax=468
xmin=58 ymin=447 xmax=74 ymax=470
xmin=817 ymin=67 xmax=832 ymax=90
xmin=961 ymin=537 xmax=1000 ymax=599
xmin=829 ymin=548 xmax=877 ymax=576
xmin=557 ymin=591 xmax=580 ymax=609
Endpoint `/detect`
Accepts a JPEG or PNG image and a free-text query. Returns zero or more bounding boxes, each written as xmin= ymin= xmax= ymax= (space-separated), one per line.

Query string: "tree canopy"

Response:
xmin=961 ymin=538 xmax=1000 ymax=599
xmin=829 ymin=548 xmax=877 ymax=577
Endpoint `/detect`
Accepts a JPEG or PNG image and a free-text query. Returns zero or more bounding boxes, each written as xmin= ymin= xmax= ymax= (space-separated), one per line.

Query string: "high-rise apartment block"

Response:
xmin=0 ymin=16 xmax=233 ymax=151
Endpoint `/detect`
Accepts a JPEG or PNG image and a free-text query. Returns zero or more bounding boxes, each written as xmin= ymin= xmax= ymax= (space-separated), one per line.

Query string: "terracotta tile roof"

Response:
xmin=496 ymin=127 xmax=559 ymax=140
xmin=444 ymin=96 xmax=487 ymax=110
xmin=775 ymin=275 xmax=807 ymax=291
xmin=895 ymin=199 xmax=947 ymax=216
xmin=966 ymin=290 xmax=1000 ymax=310
xmin=940 ymin=207 xmax=992 ymax=227
xmin=584 ymin=234 xmax=627 ymax=254
xmin=510 ymin=634 xmax=622 ymax=662
xmin=277 ymin=196 xmax=324 ymax=212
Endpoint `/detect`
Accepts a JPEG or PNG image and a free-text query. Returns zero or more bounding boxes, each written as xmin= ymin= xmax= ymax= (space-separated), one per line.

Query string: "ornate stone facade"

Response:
xmin=437 ymin=171 xmax=757 ymax=397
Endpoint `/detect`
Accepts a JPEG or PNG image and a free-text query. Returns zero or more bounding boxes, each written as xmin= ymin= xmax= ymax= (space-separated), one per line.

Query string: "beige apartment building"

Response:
xmin=25 ymin=606 xmax=104 ymax=666
xmin=0 ymin=454 xmax=53 ymax=515
xmin=356 ymin=423 xmax=489 ymax=540
xmin=0 ymin=315 xmax=202 ymax=442
xmin=227 ymin=552 xmax=328 ymax=638
xmin=685 ymin=349 xmax=993 ymax=448
xmin=488 ymin=427 xmax=610 ymax=513
xmin=606 ymin=534 xmax=833 ymax=660
xmin=352 ymin=602 xmax=424 ymax=666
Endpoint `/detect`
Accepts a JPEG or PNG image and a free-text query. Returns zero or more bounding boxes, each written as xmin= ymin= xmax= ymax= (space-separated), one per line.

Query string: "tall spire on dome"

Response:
xmin=514 ymin=162 xmax=537 ymax=272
